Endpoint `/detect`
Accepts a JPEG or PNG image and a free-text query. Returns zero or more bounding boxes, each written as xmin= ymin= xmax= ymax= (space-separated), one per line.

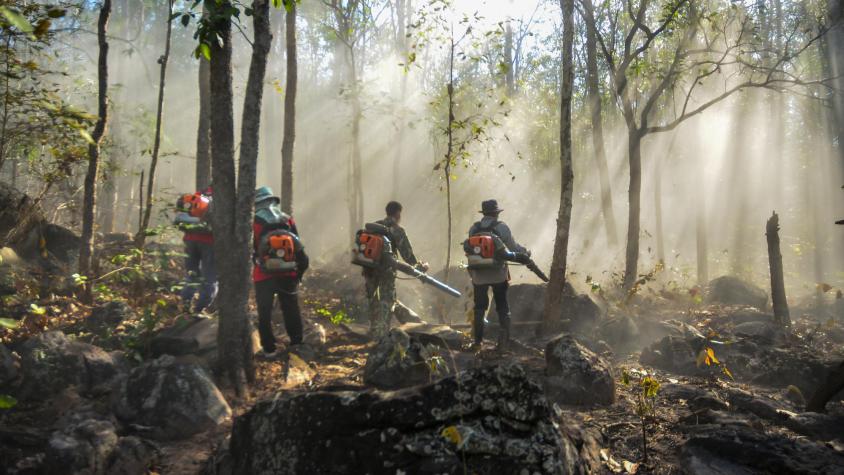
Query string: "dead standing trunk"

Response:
xmin=78 ymin=0 xmax=112 ymax=302
xmin=136 ymin=0 xmax=174 ymax=248
xmin=543 ymin=0 xmax=575 ymax=327
xmin=280 ymin=0 xmax=297 ymax=213
xmin=766 ymin=211 xmax=790 ymax=325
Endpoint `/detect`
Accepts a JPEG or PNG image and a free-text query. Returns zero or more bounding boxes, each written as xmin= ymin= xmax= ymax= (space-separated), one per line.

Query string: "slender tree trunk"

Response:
xmin=348 ymin=52 xmax=364 ymax=237
xmin=543 ymin=0 xmax=575 ymax=326
xmin=195 ymin=9 xmax=212 ymax=191
xmin=280 ymin=1 xmax=297 ymax=213
xmin=582 ymin=0 xmax=616 ymax=247
xmin=695 ymin=144 xmax=709 ymax=285
xmin=766 ymin=211 xmax=790 ymax=325
xmin=136 ymin=0 xmax=173 ymax=247
xmin=623 ymin=130 xmax=643 ymax=290
xmin=78 ymin=0 xmax=112 ymax=302
xmin=391 ymin=0 xmax=409 ymax=198
xmin=504 ymin=20 xmax=514 ymax=96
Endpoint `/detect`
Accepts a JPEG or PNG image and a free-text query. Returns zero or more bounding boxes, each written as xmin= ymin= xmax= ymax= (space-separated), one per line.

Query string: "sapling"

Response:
xmin=621 ymin=369 xmax=660 ymax=464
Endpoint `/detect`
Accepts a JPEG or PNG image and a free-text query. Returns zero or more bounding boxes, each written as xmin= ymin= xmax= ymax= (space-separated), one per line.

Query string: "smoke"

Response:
xmin=16 ymin=0 xmax=843 ymax=301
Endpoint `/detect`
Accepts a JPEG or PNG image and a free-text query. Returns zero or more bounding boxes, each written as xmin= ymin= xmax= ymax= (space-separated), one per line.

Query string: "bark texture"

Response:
xmin=136 ymin=0 xmax=173 ymax=247
xmin=280 ymin=1 xmax=297 ymax=214
xmin=543 ymin=0 xmax=575 ymax=327
xmin=766 ymin=211 xmax=790 ymax=326
xmin=78 ymin=0 xmax=112 ymax=301
xmin=195 ymin=8 xmax=212 ymax=191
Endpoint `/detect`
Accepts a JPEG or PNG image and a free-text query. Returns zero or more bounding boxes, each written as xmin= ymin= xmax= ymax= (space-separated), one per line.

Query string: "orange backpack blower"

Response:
xmin=351 ymin=223 xmax=393 ymax=268
xmin=257 ymin=229 xmax=301 ymax=272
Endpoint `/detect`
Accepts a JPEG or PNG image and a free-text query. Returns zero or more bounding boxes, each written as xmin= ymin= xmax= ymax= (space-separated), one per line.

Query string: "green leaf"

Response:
xmin=0 ymin=318 xmax=18 ymax=329
xmin=0 ymin=7 xmax=33 ymax=36
xmin=197 ymin=43 xmax=211 ymax=61
xmin=79 ymin=129 xmax=96 ymax=145
xmin=0 ymin=394 xmax=17 ymax=409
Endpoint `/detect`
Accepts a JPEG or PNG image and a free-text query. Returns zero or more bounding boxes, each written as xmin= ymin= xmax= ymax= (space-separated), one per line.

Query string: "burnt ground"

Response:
xmin=2 ymin=260 xmax=844 ymax=474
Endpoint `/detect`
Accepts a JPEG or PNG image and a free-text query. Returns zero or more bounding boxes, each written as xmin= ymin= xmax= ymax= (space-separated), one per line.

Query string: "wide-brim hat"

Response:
xmin=480 ymin=199 xmax=503 ymax=214
xmin=255 ymin=186 xmax=280 ymax=205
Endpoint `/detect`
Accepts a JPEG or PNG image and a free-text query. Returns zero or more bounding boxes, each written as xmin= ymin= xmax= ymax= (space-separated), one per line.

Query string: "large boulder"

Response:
xmin=218 ymin=364 xmax=585 ymax=474
xmin=507 ymin=283 xmax=603 ymax=334
xmin=363 ymin=328 xmax=448 ymax=389
xmin=683 ymin=425 xmax=844 ymax=474
xmin=45 ymin=419 xmax=119 ymax=475
xmin=150 ymin=316 xmax=259 ymax=366
xmin=44 ymin=419 xmax=157 ymax=475
xmin=544 ymin=334 xmax=615 ymax=406
xmin=113 ymin=355 xmax=231 ymax=440
xmin=18 ymin=331 xmax=119 ymax=399
xmin=707 ymin=276 xmax=768 ymax=309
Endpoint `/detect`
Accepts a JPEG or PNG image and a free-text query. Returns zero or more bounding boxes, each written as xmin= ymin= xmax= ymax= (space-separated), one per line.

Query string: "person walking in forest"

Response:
xmin=464 ymin=199 xmax=530 ymax=351
xmin=362 ymin=201 xmax=428 ymax=339
xmin=252 ymin=186 xmax=310 ymax=358
xmin=174 ymin=187 xmax=217 ymax=314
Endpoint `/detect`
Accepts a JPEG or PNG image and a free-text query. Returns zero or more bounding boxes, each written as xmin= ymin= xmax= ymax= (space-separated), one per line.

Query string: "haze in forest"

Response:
xmin=3 ymin=0 xmax=842 ymax=301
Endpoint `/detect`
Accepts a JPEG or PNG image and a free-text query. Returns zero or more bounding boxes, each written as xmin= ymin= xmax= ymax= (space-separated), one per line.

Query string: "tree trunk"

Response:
xmin=78 ymin=0 xmax=112 ymax=302
xmin=280 ymin=1 xmax=297 ymax=214
xmin=623 ymin=130 xmax=643 ymax=290
xmin=207 ymin=0 xmax=268 ymax=393
xmin=581 ymin=0 xmax=616 ymax=246
xmin=391 ymin=0 xmax=409 ymax=198
xmin=766 ymin=211 xmax=790 ymax=325
xmin=136 ymin=0 xmax=173 ymax=248
xmin=348 ymin=54 xmax=364 ymax=239
xmin=543 ymin=0 xmax=575 ymax=327
xmin=195 ymin=8 xmax=212 ymax=191
xmin=504 ymin=20 xmax=514 ymax=96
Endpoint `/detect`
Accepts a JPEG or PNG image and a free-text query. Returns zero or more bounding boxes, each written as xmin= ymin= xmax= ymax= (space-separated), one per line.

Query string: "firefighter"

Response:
xmin=252 ymin=186 xmax=309 ymax=358
xmin=174 ymin=187 xmax=217 ymax=314
xmin=363 ymin=201 xmax=428 ymax=339
xmin=466 ymin=199 xmax=529 ymax=351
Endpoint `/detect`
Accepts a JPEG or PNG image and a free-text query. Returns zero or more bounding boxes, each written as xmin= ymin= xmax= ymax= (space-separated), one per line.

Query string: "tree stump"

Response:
xmin=766 ymin=211 xmax=790 ymax=326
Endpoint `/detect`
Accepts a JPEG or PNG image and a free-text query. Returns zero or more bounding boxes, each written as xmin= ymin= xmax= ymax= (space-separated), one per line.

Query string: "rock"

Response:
xmin=707 ymin=276 xmax=768 ymax=309
xmin=0 ymin=261 xmax=17 ymax=296
xmin=219 ymin=364 xmax=585 ymax=475
xmin=113 ymin=355 xmax=231 ymax=440
xmin=106 ymin=436 xmax=158 ymax=475
xmin=87 ymin=301 xmax=135 ymax=332
xmin=45 ymin=419 xmax=119 ymax=475
xmin=399 ymin=321 xmax=467 ymax=349
xmin=682 ymin=425 xmax=844 ymax=474
xmin=507 ymin=283 xmax=603 ymax=334
xmin=393 ymin=301 xmax=424 ymax=324
xmin=18 ymin=331 xmax=119 ymax=399
xmin=640 ymin=335 xmax=829 ymax=393
xmin=660 ymin=383 xmax=728 ymax=412
xmin=302 ymin=321 xmax=327 ymax=352
xmin=363 ymin=328 xmax=448 ymax=389
xmin=732 ymin=321 xmax=785 ymax=344
xmin=727 ymin=307 xmax=775 ymax=325
xmin=0 ymin=343 xmax=19 ymax=386
xmin=150 ymin=316 xmax=259 ymax=365
xmin=544 ymin=334 xmax=615 ymax=406
xmin=598 ymin=315 xmax=640 ymax=352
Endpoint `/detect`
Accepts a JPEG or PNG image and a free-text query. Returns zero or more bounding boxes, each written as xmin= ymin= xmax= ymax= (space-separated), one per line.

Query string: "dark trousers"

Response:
xmin=255 ymin=277 xmax=303 ymax=352
xmin=179 ymin=240 xmax=217 ymax=312
xmin=473 ymin=282 xmax=510 ymax=343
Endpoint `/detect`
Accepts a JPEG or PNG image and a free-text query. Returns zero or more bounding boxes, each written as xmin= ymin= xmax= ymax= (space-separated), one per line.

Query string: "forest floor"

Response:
xmin=3 ymin=245 xmax=844 ymax=474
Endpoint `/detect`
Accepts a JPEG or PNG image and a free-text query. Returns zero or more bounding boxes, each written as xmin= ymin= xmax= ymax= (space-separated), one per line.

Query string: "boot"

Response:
xmin=496 ymin=316 xmax=511 ymax=352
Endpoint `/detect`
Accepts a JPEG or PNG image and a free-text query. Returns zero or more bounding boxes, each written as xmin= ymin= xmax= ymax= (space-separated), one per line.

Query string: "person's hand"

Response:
xmin=417 ymin=262 xmax=430 ymax=273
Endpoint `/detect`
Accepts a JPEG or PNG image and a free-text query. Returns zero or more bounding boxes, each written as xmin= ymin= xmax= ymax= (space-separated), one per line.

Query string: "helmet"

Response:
xmin=255 ymin=186 xmax=280 ymax=205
